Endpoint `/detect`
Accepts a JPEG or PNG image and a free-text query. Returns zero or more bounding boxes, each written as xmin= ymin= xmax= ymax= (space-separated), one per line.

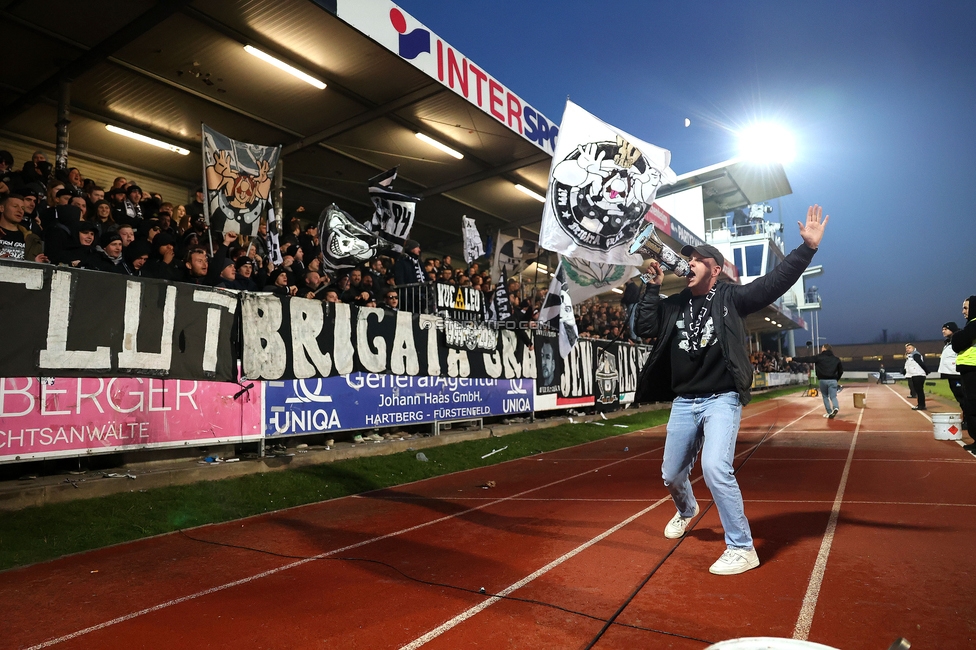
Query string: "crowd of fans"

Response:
xmin=750 ymin=350 xmax=809 ymax=375
xmin=0 ymin=150 xmax=566 ymax=331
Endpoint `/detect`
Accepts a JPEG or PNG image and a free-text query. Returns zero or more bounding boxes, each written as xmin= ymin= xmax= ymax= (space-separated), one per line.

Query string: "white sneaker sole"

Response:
xmin=664 ymin=504 xmax=700 ymax=539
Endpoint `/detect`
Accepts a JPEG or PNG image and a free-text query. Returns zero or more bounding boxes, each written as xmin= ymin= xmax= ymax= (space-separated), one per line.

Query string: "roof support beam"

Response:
xmin=419 ymin=153 xmax=550 ymax=198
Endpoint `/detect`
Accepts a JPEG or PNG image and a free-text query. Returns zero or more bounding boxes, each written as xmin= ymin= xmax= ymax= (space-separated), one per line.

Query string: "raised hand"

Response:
xmin=798 ymin=204 xmax=829 ymax=249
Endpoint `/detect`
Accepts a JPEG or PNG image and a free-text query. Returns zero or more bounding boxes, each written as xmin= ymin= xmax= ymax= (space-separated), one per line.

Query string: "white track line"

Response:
xmin=400 ymin=402 xmax=823 ymax=649
xmin=792 ymin=405 xmax=864 ymax=640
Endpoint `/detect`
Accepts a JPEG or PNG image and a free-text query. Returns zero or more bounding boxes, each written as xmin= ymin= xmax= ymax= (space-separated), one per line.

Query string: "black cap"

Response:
xmin=100 ymin=231 xmax=122 ymax=247
xmin=76 ymin=221 xmax=98 ymax=233
xmin=680 ymin=243 xmax=725 ymax=268
xmin=404 ymin=239 xmax=420 ymax=252
xmin=943 ymin=322 xmax=959 ymax=332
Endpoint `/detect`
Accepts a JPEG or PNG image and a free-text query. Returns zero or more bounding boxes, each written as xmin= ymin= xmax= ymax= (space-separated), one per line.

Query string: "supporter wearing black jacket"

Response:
xmin=788 ymin=344 xmax=844 ymax=418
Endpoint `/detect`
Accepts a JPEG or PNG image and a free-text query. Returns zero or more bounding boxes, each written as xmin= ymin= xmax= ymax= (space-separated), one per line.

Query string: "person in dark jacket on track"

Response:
xmin=634 ymin=204 xmax=828 ymax=576
xmin=787 ymin=343 xmax=844 ymax=418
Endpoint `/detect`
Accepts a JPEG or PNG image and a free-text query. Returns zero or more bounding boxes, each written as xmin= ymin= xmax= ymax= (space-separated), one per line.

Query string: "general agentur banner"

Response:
xmin=264 ymin=374 xmax=533 ymax=436
xmin=0 ymin=261 xmax=238 ymax=381
xmin=0 ymin=377 xmax=262 ymax=463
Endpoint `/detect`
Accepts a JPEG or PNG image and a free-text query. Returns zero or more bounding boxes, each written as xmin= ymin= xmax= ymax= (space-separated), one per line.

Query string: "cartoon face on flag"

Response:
xmin=202 ymin=124 xmax=281 ymax=237
xmin=540 ymin=101 xmax=676 ymax=265
xmin=367 ymin=167 xmax=421 ymax=253
xmin=318 ymin=204 xmax=394 ymax=270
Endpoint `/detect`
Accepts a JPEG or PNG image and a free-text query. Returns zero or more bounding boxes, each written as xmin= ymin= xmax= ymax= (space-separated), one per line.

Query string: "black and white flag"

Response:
xmin=537 ymin=260 xmax=579 ymax=359
xmin=539 ymin=101 xmax=676 ymax=265
xmin=266 ymin=208 xmax=283 ymax=265
xmin=367 ymin=167 xmax=421 ymax=253
xmin=202 ymin=124 xmax=281 ymax=237
xmin=461 ymin=215 xmax=485 ymax=264
xmin=319 ymin=204 xmax=394 ymax=270
xmin=491 ymin=233 xmax=537 ymax=279
xmin=486 ymin=270 xmax=513 ymax=323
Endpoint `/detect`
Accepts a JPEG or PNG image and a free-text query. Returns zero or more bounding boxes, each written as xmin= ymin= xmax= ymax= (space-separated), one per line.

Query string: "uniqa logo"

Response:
xmin=390 ymin=8 xmax=430 ymax=60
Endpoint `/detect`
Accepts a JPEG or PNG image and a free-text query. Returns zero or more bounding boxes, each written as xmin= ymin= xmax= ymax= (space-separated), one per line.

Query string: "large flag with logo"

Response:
xmin=202 ymin=124 xmax=281 ymax=237
xmin=366 ymin=167 xmax=421 ymax=254
xmin=539 ymin=101 xmax=676 ymax=265
xmin=491 ymin=233 xmax=538 ymax=280
xmin=537 ymin=261 xmax=579 ymax=359
xmin=561 ymin=256 xmax=639 ymax=304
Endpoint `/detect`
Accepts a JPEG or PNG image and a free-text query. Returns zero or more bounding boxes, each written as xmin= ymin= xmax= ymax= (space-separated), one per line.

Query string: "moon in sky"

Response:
xmin=684 ymin=118 xmax=691 ymax=127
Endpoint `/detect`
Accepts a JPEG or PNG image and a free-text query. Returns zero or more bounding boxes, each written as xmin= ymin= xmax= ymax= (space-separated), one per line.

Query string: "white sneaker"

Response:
xmin=822 ymin=412 xmax=830 ymax=418
xmin=664 ymin=503 xmax=700 ymax=539
xmin=709 ymin=548 xmax=760 ymax=575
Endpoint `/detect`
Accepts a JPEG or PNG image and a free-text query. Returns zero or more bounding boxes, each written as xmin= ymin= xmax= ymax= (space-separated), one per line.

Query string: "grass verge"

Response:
xmin=0 ymin=387 xmax=799 ymax=572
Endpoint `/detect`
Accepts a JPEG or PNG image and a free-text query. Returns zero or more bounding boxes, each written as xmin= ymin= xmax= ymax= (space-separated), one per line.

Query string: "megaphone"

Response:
xmin=628 ymin=221 xmax=690 ymax=280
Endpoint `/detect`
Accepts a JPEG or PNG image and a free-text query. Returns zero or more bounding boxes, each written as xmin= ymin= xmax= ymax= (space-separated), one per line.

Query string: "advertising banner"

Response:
xmin=264 ymin=374 xmax=533 ymax=436
xmin=334 ymin=0 xmax=559 ymax=156
xmin=0 ymin=376 xmax=262 ymax=463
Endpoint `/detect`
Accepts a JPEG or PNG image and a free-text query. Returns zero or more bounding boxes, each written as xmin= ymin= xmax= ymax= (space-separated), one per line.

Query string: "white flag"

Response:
xmin=461 ymin=215 xmax=485 ymax=264
xmin=537 ymin=261 xmax=579 ymax=359
xmin=561 ymin=256 xmax=639 ymax=304
xmin=539 ymin=101 xmax=676 ymax=265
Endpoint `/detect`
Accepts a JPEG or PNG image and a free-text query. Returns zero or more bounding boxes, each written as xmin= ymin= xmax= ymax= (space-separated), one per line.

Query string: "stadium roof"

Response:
xmin=0 ymin=0 xmax=792 ymax=260
xmin=0 ymin=0 xmax=555 ymax=253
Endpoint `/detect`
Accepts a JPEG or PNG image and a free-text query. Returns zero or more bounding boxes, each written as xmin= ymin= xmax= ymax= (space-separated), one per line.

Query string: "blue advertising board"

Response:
xmin=264 ymin=374 xmax=534 ymax=436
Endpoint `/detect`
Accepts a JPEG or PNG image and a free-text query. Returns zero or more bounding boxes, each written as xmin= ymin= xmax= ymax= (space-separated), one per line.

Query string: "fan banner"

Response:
xmin=539 ymin=101 xmax=676 ymax=265
xmin=202 ymin=124 xmax=281 ymax=237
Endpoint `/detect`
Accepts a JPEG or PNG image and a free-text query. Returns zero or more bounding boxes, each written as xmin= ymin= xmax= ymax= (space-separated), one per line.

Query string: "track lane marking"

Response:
xmin=792 ymin=405 xmax=864 ymax=640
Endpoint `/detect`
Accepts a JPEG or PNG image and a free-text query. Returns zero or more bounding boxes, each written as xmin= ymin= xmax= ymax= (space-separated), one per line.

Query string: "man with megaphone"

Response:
xmin=634 ymin=205 xmax=829 ymax=575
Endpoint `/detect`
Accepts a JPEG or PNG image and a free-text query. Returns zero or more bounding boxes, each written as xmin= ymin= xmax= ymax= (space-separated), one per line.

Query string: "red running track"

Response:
xmin=2 ymin=384 xmax=974 ymax=649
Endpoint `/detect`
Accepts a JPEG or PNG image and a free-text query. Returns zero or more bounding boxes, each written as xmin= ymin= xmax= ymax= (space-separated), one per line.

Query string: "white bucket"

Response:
xmin=705 ymin=638 xmax=839 ymax=650
xmin=932 ymin=412 xmax=963 ymax=440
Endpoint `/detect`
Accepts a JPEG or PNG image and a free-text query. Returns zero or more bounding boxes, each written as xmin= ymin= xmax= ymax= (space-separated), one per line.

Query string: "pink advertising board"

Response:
xmin=0 ymin=377 xmax=263 ymax=463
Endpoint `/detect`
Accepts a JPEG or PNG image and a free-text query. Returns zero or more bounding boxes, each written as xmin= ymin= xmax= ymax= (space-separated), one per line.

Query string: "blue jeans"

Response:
xmin=820 ymin=379 xmax=839 ymax=413
xmin=663 ymin=392 xmax=753 ymax=550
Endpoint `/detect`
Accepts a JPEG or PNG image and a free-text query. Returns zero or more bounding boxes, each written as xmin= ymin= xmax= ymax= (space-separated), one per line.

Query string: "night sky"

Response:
xmin=399 ymin=0 xmax=975 ymax=344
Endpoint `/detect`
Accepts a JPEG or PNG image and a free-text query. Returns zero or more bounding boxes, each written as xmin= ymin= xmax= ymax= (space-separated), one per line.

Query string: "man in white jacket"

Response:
xmin=904 ymin=343 xmax=929 ymax=411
